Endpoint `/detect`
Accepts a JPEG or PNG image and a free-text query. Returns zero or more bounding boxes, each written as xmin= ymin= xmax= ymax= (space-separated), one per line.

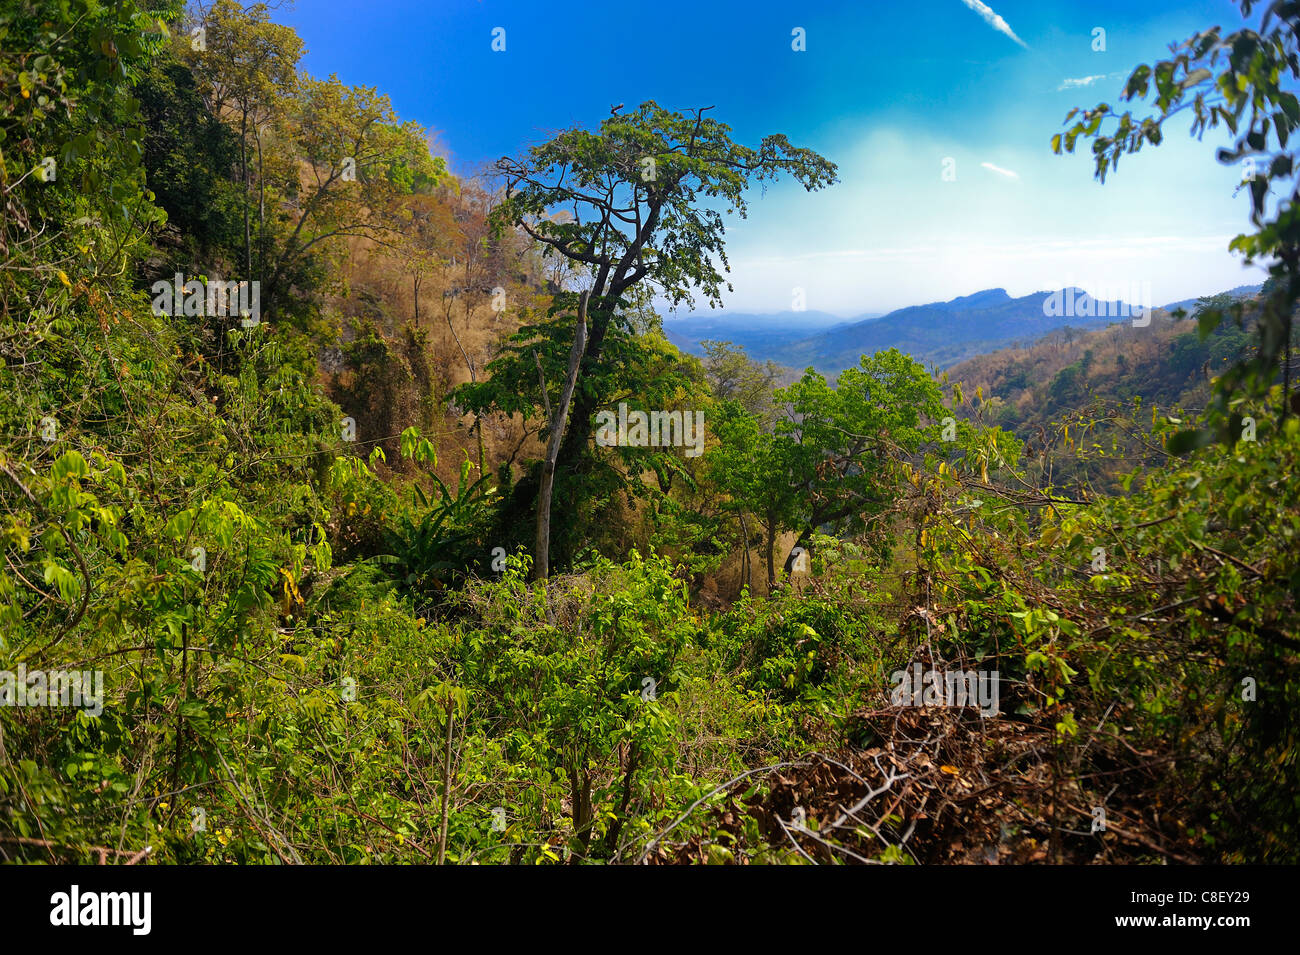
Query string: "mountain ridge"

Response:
xmin=665 ymin=284 xmax=1262 ymax=374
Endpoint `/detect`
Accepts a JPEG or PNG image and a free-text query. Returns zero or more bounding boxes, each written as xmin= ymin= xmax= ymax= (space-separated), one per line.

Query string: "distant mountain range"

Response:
xmin=1155 ymin=285 xmax=1264 ymax=315
xmin=664 ymin=285 xmax=1263 ymax=374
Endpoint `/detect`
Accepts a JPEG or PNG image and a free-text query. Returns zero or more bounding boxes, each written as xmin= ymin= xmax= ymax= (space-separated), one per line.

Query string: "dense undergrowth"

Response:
xmin=1 ymin=0 xmax=1296 ymax=864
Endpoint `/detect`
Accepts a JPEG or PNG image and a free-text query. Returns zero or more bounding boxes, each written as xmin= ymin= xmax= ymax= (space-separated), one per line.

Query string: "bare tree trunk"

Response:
xmin=240 ymin=110 xmax=251 ymax=279
xmin=534 ymin=291 xmax=589 ymax=582
xmin=256 ymin=124 xmax=265 ymax=278
xmin=444 ymin=300 xmax=486 ymax=475
xmin=475 ymin=419 xmax=486 ymax=479
xmin=782 ymin=529 xmax=810 ymax=576
xmin=765 ymin=520 xmax=777 ymax=592
xmin=738 ymin=511 xmax=751 ymax=592
xmin=603 ymin=742 xmax=640 ymax=856
xmin=570 ymin=763 xmax=594 ymax=859
xmin=436 ymin=704 xmax=454 ymax=865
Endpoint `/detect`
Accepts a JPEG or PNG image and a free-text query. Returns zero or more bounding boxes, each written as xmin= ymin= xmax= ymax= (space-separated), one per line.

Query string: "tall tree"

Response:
xmin=709 ymin=401 xmax=802 ymax=591
xmin=183 ymin=0 xmax=302 ymax=279
xmin=479 ymin=101 xmax=837 ymax=570
xmin=708 ymin=350 xmax=947 ymax=589
xmin=534 ymin=291 xmax=589 ymax=582
xmin=774 ymin=349 xmax=946 ymax=577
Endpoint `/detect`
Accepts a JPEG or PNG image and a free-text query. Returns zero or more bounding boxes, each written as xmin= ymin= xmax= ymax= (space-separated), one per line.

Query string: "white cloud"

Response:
xmin=1058 ymin=74 xmax=1107 ymax=91
xmin=981 ymin=161 xmax=1020 ymax=179
xmin=958 ymin=0 xmax=1028 ymax=49
xmin=673 ymin=124 xmax=1255 ymax=315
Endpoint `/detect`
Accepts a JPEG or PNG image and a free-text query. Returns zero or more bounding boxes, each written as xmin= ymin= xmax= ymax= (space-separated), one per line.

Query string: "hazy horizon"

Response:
xmin=661 ymin=277 xmax=1264 ymax=323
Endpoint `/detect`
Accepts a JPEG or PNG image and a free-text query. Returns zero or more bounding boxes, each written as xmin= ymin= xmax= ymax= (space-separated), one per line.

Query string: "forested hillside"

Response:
xmin=1 ymin=0 xmax=1298 ymax=869
xmin=944 ymin=293 xmax=1273 ymax=491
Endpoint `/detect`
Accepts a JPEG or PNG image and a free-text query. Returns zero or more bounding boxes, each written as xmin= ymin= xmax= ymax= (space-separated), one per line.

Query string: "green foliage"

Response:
xmin=493 ymin=101 xmax=838 ymax=311
xmin=700 ymin=340 xmax=783 ymax=426
xmin=454 ymin=289 xmax=709 ymax=566
xmin=454 ymin=552 xmax=697 ymax=858
xmin=136 ymin=54 xmax=244 ymax=263
xmin=380 ymin=427 xmax=498 ymax=607
xmin=711 ymin=348 xmax=948 ymax=584
xmin=1 ymin=0 xmax=1296 ymax=869
xmin=1054 ymin=0 xmax=1300 ymax=446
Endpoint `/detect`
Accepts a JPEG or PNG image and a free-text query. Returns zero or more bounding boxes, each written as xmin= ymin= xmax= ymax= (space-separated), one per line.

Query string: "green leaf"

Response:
xmin=1167 ymin=428 xmax=1215 ymax=454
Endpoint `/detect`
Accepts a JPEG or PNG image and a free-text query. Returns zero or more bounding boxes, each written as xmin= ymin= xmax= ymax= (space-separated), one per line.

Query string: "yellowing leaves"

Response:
xmin=279 ymin=567 xmax=304 ymax=614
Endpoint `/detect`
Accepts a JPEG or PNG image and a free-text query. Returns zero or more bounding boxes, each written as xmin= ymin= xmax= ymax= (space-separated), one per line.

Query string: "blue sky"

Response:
xmin=279 ymin=0 xmax=1270 ymax=317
